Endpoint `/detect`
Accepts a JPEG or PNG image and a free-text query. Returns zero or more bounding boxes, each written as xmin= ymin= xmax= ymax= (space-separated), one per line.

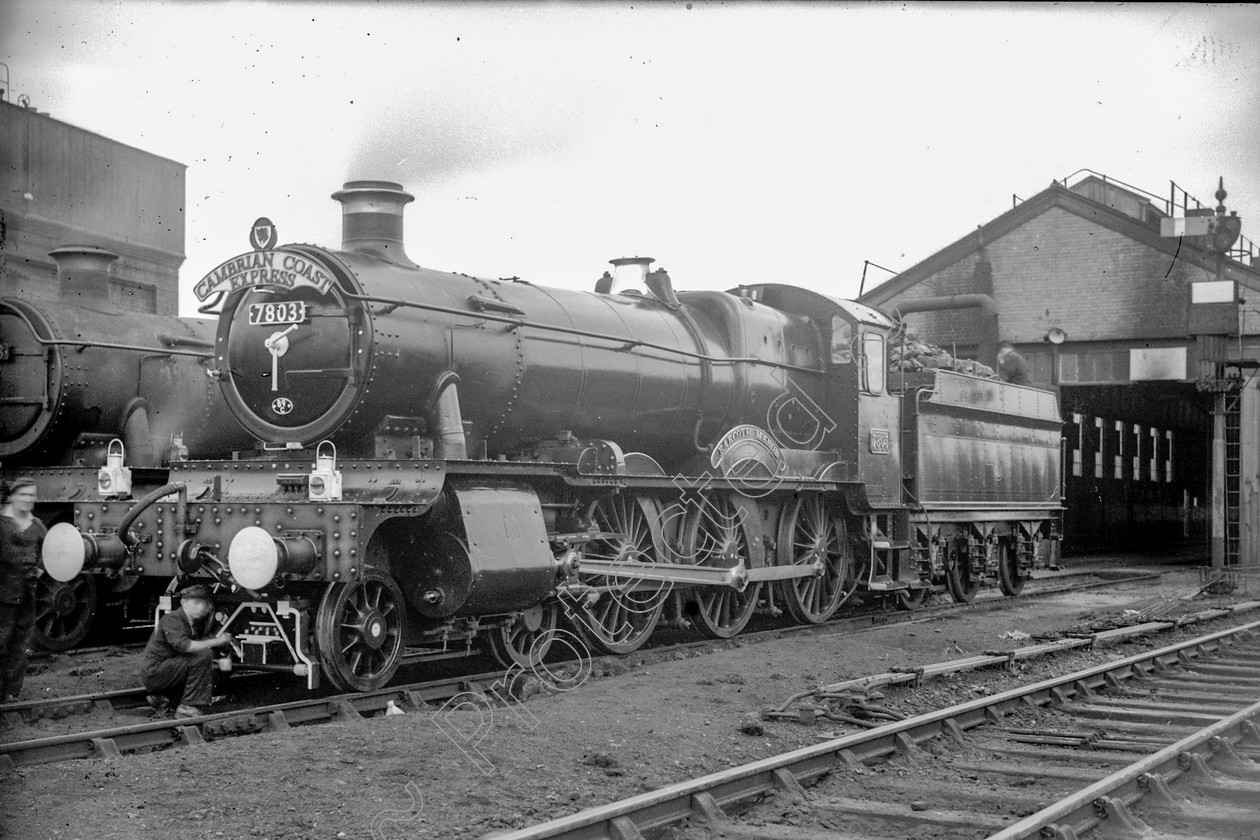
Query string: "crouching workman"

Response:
xmin=141 ymin=583 xmax=233 ymax=718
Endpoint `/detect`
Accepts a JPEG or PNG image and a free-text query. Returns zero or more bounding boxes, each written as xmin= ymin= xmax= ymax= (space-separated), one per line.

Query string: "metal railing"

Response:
xmin=1055 ymin=168 xmax=1258 ymax=267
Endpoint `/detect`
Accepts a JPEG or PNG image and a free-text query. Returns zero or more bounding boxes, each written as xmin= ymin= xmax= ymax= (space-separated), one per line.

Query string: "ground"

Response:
xmin=1 ymin=561 xmax=1248 ymax=840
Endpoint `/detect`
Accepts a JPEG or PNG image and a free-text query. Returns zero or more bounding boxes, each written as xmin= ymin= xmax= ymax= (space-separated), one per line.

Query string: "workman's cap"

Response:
xmin=6 ymin=477 xmax=37 ymax=494
xmin=178 ymin=583 xmax=214 ymax=602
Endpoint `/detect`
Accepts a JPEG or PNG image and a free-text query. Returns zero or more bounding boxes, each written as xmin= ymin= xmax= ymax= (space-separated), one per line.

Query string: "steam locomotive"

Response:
xmin=1 ymin=246 xmax=253 ymax=648
xmin=41 ymin=182 xmax=1063 ymax=691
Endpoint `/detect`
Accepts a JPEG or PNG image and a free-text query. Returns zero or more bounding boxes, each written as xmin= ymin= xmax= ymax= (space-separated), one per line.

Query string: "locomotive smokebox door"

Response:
xmin=395 ymin=483 xmax=556 ymax=619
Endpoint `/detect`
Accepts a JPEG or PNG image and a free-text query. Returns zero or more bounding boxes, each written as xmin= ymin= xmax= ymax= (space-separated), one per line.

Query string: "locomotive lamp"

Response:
xmin=168 ymin=433 xmax=189 ymax=463
xmin=97 ymin=438 xmax=133 ymax=499
xmin=308 ymin=440 xmax=343 ymax=501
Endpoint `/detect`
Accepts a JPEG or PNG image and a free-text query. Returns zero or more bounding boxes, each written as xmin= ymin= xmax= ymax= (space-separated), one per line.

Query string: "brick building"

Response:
xmin=860 ymin=174 xmax=1260 ymax=563
xmin=0 ymin=98 xmax=186 ymax=314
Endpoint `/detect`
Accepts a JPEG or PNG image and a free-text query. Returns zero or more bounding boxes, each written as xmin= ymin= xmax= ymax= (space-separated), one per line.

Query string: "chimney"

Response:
xmin=49 ymin=246 xmax=119 ymax=306
xmin=609 ymin=256 xmax=654 ymax=293
xmin=330 ymin=180 xmax=416 ymax=268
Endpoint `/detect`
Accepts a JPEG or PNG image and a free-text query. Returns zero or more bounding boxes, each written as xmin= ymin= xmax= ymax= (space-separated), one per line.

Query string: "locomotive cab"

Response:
xmin=734 ymin=285 xmax=917 ymax=601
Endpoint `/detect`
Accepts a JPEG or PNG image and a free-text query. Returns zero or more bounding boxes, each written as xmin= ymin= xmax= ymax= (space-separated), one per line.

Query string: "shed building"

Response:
xmin=860 ymin=173 xmax=1260 ymax=565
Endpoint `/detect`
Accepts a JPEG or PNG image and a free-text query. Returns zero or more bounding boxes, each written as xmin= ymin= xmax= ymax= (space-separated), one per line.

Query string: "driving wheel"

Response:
xmin=777 ymin=495 xmax=854 ymax=624
xmin=574 ymin=494 xmax=669 ymax=655
xmin=682 ymin=492 xmax=761 ymax=639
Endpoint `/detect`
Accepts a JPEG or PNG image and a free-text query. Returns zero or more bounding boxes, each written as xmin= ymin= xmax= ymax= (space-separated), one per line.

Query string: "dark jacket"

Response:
xmin=142 ymin=607 xmax=211 ymax=670
xmin=0 ymin=516 xmax=47 ymax=605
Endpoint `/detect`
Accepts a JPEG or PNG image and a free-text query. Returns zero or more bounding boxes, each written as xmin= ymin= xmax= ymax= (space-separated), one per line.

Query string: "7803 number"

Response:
xmin=248 ymin=301 xmax=308 ymax=326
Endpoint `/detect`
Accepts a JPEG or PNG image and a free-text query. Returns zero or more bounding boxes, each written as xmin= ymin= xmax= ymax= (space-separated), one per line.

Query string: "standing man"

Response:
xmin=141 ymin=583 xmax=233 ymax=718
xmin=0 ymin=478 xmax=47 ymax=701
xmin=997 ymin=341 xmax=1032 ymax=385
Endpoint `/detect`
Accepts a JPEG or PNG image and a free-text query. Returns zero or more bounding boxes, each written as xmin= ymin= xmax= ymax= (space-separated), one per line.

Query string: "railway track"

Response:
xmin=0 ymin=569 xmax=1152 ymax=730
xmin=0 ymin=572 xmax=1232 ymax=778
xmin=489 ymin=609 xmax=1260 ymax=840
xmin=0 ymin=670 xmax=499 ymax=771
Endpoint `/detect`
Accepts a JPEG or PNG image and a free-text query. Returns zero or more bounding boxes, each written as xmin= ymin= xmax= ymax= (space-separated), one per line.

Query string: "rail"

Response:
xmin=490 ymin=611 xmax=1260 ymax=840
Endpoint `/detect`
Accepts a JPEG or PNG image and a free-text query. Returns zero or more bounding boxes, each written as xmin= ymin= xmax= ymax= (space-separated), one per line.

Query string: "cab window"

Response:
xmin=830 ymin=316 xmax=853 ymax=365
xmin=861 ymin=332 xmax=885 ymax=394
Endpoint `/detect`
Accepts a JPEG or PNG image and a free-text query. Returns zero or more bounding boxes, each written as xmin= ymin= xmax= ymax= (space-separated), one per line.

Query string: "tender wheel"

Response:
xmin=777 ymin=495 xmax=854 ymax=624
xmin=31 ymin=571 xmax=97 ymax=651
xmin=487 ymin=603 xmax=559 ymax=668
xmin=945 ymin=543 xmax=980 ymax=603
xmin=681 ymin=492 xmax=761 ymax=639
xmin=574 ymin=494 xmax=669 ymax=655
xmin=997 ymin=539 xmax=1025 ymax=596
xmin=315 ymin=568 xmax=405 ymax=692
xmin=896 ymin=585 xmax=930 ymax=611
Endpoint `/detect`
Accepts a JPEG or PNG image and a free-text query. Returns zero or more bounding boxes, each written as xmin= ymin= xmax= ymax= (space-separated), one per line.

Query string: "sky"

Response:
xmin=3 ymin=1 xmax=1260 ymax=316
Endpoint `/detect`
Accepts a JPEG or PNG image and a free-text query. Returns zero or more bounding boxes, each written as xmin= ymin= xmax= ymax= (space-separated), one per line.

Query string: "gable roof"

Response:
xmin=860 ymin=180 xmax=1260 ymax=306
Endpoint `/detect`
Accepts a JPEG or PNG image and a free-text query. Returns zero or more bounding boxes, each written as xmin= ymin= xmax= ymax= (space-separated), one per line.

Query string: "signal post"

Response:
xmin=1169 ymin=179 xmax=1244 ymax=569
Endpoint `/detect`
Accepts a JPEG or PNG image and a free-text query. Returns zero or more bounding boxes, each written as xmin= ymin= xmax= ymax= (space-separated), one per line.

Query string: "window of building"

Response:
xmin=1165 ymin=430 xmax=1174 ymax=483
xmin=1114 ymin=420 xmax=1125 ymax=479
xmin=1094 ymin=416 xmax=1105 ymax=478
xmin=1071 ymin=413 xmax=1083 ymax=477
xmin=1059 ymin=348 xmax=1130 ymax=384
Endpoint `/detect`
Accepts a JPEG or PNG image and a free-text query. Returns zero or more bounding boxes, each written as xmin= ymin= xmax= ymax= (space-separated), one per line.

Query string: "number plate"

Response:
xmin=869 ymin=428 xmax=891 ymax=454
xmin=248 ymin=301 xmax=308 ymax=326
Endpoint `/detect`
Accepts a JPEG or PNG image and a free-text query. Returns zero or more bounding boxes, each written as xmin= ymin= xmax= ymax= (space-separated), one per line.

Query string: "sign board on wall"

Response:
xmin=1188 ymin=280 xmax=1239 ymax=336
xmin=1191 ymin=281 xmax=1235 ymax=304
